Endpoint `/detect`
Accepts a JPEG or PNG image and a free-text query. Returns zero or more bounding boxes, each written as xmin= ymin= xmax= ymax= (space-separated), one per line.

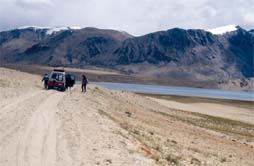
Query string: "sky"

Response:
xmin=0 ymin=0 xmax=253 ymax=36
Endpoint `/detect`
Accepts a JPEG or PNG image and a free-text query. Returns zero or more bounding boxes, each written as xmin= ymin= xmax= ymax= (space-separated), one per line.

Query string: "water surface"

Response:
xmin=92 ymin=82 xmax=254 ymax=101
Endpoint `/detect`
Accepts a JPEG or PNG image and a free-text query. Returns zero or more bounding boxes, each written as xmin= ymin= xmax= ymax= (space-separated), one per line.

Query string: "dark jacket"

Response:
xmin=82 ymin=76 xmax=88 ymax=85
xmin=42 ymin=75 xmax=49 ymax=82
xmin=66 ymin=74 xmax=75 ymax=87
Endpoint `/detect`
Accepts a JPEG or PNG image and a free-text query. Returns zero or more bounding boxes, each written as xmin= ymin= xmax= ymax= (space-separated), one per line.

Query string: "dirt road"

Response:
xmin=16 ymin=91 xmax=63 ymax=166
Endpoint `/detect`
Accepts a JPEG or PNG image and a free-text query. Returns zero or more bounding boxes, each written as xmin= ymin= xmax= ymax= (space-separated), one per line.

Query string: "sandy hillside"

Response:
xmin=0 ymin=67 xmax=254 ymax=166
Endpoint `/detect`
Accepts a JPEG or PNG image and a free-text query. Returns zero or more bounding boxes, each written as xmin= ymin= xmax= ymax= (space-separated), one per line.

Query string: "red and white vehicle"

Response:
xmin=47 ymin=68 xmax=66 ymax=91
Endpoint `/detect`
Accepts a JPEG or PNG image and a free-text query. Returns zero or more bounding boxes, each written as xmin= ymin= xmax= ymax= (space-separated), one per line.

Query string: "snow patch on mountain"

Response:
xmin=207 ymin=25 xmax=238 ymax=35
xmin=18 ymin=26 xmax=51 ymax=30
xmin=46 ymin=26 xmax=82 ymax=35
xmin=17 ymin=26 xmax=82 ymax=35
xmin=46 ymin=27 xmax=69 ymax=35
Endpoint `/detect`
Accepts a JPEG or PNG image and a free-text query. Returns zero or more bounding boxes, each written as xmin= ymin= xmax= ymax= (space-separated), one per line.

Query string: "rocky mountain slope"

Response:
xmin=0 ymin=27 xmax=132 ymax=66
xmin=116 ymin=27 xmax=253 ymax=80
xmin=0 ymin=25 xmax=253 ymax=84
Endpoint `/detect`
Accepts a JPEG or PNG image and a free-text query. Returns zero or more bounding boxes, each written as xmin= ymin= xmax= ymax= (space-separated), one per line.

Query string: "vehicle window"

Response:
xmin=58 ymin=74 xmax=63 ymax=81
xmin=51 ymin=73 xmax=57 ymax=79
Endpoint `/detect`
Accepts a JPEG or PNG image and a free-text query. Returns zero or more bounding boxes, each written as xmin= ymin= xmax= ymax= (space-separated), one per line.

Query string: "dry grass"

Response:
xmin=0 ymin=79 xmax=9 ymax=87
xmin=92 ymin=86 xmax=254 ymax=165
xmin=165 ymin=154 xmax=180 ymax=165
xmin=152 ymin=108 xmax=254 ymax=141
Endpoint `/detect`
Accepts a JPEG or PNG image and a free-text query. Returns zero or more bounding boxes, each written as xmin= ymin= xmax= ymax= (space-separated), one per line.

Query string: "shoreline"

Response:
xmin=92 ymin=82 xmax=254 ymax=101
xmin=136 ymin=93 xmax=253 ymax=108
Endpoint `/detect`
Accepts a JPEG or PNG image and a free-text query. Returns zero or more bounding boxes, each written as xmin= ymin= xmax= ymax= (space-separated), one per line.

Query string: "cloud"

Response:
xmin=15 ymin=0 xmax=53 ymax=9
xmin=0 ymin=0 xmax=253 ymax=35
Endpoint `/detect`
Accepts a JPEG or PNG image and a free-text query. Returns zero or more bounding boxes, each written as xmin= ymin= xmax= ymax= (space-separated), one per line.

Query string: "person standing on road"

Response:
xmin=42 ymin=73 xmax=49 ymax=89
xmin=66 ymin=74 xmax=75 ymax=92
xmin=81 ymin=74 xmax=88 ymax=93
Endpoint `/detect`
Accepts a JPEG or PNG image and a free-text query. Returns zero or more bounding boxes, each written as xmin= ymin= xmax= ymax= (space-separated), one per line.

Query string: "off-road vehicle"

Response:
xmin=47 ymin=68 xmax=66 ymax=91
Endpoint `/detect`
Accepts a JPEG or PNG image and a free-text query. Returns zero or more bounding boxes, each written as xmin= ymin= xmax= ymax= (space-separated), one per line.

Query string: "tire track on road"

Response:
xmin=0 ymin=90 xmax=49 ymax=166
xmin=16 ymin=91 xmax=65 ymax=166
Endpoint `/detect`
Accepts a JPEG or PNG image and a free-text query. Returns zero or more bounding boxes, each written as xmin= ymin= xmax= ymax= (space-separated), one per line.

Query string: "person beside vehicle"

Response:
xmin=42 ymin=73 xmax=49 ymax=89
xmin=66 ymin=74 xmax=75 ymax=92
xmin=81 ymin=74 xmax=88 ymax=93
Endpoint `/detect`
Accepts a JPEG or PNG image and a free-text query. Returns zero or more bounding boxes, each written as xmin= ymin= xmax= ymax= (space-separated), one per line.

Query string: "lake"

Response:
xmin=91 ymin=82 xmax=254 ymax=101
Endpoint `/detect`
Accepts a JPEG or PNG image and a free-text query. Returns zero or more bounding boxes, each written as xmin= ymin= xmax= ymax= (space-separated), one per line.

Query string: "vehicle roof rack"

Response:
xmin=53 ymin=67 xmax=65 ymax=72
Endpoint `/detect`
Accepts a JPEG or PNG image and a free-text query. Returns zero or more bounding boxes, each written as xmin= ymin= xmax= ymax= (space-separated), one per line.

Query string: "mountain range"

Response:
xmin=0 ymin=25 xmax=253 ymax=88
